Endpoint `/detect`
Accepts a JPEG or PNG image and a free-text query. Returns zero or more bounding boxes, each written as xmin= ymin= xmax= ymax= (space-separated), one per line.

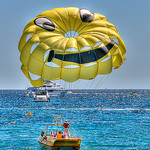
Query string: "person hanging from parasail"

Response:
xmin=62 ymin=120 xmax=70 ymax=138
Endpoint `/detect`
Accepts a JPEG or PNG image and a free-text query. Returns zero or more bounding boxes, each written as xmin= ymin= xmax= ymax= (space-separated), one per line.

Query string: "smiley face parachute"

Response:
xmin=18 ymin=7 xmax=126 ymax=87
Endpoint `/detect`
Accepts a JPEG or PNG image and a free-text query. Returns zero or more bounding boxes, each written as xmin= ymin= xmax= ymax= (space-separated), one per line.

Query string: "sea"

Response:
xmin=0 ymin=89 xmax=149 ymax=150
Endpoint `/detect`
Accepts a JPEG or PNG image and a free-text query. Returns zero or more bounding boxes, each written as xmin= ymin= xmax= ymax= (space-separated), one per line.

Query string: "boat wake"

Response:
xmin=48 ymin=108 xmax=150 ymax=111
xmin=1 ymin=107 xmax=149 ymax=111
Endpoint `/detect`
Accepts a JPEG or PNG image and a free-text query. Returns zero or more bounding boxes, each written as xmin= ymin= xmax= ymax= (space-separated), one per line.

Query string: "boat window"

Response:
xmin=48 ymin=90 xmax=54 ymax=92
xmin=38 ymin=91 xmax=47 ymax=95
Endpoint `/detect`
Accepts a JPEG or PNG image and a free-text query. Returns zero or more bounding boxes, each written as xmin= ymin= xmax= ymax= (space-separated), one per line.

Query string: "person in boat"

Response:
xmin=41 ymin=131 xmax=45 ymax=137
xmin=41 ymin=130 xmax=47 ymax=141
xmin=50 ymin=131 xmax=54 ymax=137
xmin=54 ymin=131 xmax=57 ymax=137
xmin=57 ymin=131 xmax=63 ymax=138
xmin=62 ymin=120 xmax=70 ymax=138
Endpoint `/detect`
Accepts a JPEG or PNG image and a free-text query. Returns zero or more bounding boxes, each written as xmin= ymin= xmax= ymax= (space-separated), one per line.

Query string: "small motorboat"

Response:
xmin=34 ymin=90 xmax=50 ymax=102
xmin=131 ymin=92 xmax=138 ymax=96
xmin=37 ymin=116 xmax=82 ymax=149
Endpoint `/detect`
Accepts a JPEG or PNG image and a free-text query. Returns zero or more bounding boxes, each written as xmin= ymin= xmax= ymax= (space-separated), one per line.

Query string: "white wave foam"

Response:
xmin=0 ymin=107 xmax=149 ymax=111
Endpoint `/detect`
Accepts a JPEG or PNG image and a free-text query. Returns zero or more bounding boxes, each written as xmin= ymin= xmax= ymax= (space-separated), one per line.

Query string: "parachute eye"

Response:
xmin=79 ymin=9 xmax=94 ymax=22
xmin=34 ymin=17 xmax=55 ymax=31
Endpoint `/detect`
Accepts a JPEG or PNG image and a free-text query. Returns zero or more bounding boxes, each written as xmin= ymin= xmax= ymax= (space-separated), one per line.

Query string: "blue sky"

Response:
xmin=0 ymin=0 xmax=150 ymax=89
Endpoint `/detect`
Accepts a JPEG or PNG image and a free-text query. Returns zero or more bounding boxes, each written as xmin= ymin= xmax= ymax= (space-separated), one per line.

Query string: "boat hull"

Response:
xmin=34 ymin=99 xmax=50 ymax=102
xmin=34 ymin=94 xmax=50 ymax=102
xmin=37 ymin=137 xmax=82 ymax=150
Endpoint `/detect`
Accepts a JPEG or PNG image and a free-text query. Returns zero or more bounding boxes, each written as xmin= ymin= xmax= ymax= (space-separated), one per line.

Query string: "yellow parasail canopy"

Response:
xmin=18 ymin=7 xmax=126 ymax=87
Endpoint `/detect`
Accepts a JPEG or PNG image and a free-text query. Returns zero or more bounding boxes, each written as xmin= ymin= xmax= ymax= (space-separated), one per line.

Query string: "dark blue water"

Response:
xmin=0 ymin=89 xmax=150 ymax=150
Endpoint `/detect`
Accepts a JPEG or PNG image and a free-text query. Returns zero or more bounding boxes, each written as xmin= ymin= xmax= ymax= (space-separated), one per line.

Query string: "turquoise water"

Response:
xmin=0 ymin=90 xmax=149 ymax=150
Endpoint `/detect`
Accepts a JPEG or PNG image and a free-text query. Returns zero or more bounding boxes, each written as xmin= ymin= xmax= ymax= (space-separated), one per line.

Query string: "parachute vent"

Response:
xmin=65 ymin=31 xmax=79 ymax=38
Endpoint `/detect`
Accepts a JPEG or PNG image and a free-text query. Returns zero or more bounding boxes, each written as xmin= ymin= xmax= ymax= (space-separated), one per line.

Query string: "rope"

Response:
xmin=89 ymin=78 xmax=96 ymax=89
xmin=95 ymin=76 xmax=105 ymax=89
xmin=95 ymin=75 xmax=110 ymax=89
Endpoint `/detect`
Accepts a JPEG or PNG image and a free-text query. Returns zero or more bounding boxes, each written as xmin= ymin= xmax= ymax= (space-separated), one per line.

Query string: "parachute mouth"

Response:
xmin=48 ymin=39 xmax=116 ymax=64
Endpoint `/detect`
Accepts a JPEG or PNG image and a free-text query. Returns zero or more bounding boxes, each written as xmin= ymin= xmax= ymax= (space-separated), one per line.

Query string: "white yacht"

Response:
xmin=26 ymin=81 xmax=66 ymax=97
xmin=39 ymin=81 xmax=66 ymax=96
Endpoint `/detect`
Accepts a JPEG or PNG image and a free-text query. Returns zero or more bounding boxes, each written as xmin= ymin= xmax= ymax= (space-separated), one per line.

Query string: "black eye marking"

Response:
xmin=79 ymin=9 xmax=94 ymax=22
xmin=48 ymin=50 xmax=54 ymax=62
xmin=34 ymin=17 xmax=55 ymax=31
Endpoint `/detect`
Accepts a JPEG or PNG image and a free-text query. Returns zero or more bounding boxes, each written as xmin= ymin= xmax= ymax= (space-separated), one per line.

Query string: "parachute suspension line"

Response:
xmin=64 ymin=82 xmax=67 ymax=89
xmin=84 ymin=42 xmax=97 ymax=90
xmin=74 ymin=81 xmax=77 ymax=89
xmin=77 ymin=79 xmax=81 ymax=89
xmin=43 ymin=38 xmax=65 ymax=64
xmin=89 ymin=77 xmax=96 ymax=89
xmin=61 ymin=38 xmax=69 ymax=90
xmin=98 ymin=74 xmax=110 ymax=89
xmin=52 ymin=38 xmax=66 ymax=62
xmin=74 ymin=80 xmax=78 ymax=89
xmin=74 ymin=80 xmax=79 ymax=89
xmin=41 ymin=39 xmax=65 ymax=84
xmin=59 ymin=79 xmax=61 ymax=88
xmin=72 ymin=42 xmax=82 ymax=89
xmin=95 ymin=76 xmax=105 ymax=89
xmin=86 ymin=80 xmax=90 ymax=89
xmin=46 ymin=39 xmax=65 ymax=75
xmin=92 ymin=77 xmax=99 ymax=89
xmin=100 ymin=74 xmax=110 ymax=86
xmin=69 ymin=82 xmax=70 ymax=89
xmin=92 ymin=48 xmax=100 ymax=89
xmin=93 ymin=49 xmax=99 ymax=74
xmin=95 ymin=75 xmax=110 ymax=89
